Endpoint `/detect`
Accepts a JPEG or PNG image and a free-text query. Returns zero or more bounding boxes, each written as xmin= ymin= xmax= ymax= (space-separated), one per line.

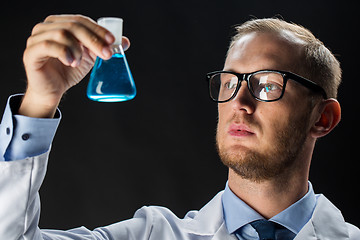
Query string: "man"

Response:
xmin=0 ymin=14 xmax=358 ymax=239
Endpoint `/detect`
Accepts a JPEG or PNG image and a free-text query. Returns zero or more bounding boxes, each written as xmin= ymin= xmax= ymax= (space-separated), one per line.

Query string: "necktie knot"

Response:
xmin=250 ymin=220 xmax=276 ymax=240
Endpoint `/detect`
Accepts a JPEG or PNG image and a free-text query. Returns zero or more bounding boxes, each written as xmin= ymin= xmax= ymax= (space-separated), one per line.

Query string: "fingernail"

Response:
xmin=102 ymin=47 xmax=112 ymax=58
xmin=66 ymin=51 xmax=74 ymax=65
xmin=105 ymin=33 xmax=115 ymax=44
xmin=71 ymin=60 xmax=78 ymax=68
xmin=71 ymin=58 xmax=81 ymax=67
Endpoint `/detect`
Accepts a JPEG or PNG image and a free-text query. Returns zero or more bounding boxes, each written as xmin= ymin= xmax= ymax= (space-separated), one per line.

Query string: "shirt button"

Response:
xmin=6 ymin=127 xmax=10 ymax=135
xmin=22 ymin=133 xmax=30 ymax=141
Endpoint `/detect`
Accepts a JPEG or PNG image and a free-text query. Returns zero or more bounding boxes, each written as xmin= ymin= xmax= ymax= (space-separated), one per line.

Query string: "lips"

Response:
xmin=228 ymin=124 xmax=255 ymax=137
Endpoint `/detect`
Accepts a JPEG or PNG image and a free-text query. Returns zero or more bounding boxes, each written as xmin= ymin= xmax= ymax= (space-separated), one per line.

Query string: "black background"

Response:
xmin=1 ymin=0 xmax=359 ymax=231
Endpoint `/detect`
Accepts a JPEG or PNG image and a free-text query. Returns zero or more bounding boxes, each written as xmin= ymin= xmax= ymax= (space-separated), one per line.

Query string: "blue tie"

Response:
xmin=250 ymin=220 xmax=276 ymax=240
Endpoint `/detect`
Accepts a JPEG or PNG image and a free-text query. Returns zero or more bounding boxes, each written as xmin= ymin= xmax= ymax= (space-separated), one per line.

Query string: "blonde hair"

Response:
xmin=228 ymin=18 xmax=341 ymax=99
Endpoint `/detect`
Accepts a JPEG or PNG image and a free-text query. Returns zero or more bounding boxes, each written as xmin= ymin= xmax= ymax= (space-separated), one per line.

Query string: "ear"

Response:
xmin=310 ymin=98 xmax=341 ymax=138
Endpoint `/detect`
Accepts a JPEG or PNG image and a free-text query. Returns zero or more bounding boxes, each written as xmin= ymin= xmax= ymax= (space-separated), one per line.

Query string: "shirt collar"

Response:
xmin=221 ymin=181 xmax=317 ymax=235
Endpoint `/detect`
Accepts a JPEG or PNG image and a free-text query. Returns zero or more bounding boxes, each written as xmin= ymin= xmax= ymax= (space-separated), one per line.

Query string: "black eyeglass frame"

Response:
xmin=206 ymin=69 xmax=328 ymax=103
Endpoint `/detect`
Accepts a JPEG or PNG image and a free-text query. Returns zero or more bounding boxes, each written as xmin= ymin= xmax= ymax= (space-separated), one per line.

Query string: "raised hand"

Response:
xmin=20 ymin=14 xmax=130 ymax=118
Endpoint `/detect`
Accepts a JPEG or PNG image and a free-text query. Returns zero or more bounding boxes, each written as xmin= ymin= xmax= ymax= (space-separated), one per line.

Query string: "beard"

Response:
xmin=216 ymin=110 xmax=311 ymax=183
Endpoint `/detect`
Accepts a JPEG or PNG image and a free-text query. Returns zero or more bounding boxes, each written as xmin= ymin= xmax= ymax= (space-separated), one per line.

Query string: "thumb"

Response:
xmin=122 ymin=36 xmax=130 ymax=51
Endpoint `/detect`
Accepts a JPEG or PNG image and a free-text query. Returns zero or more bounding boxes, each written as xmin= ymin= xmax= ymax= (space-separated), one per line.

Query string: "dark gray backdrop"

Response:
xmin=1 ymin=0 xmax=359 ymax=230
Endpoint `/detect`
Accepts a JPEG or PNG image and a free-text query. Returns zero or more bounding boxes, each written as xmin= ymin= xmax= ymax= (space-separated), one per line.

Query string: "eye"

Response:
xmin=223 ymin=76 xmax=238 ymax=90
xmin=249 ymin=72 xmax=284 ymax=101
xmin=255 ymin=74 xmax=283 ymax=94
xmin=262 ymin=82 xmax=281 ymax=92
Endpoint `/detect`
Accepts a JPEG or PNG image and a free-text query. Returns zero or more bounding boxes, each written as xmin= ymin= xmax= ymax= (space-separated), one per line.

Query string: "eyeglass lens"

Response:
xmin=209 ymin=71 xmax=284 ymax=102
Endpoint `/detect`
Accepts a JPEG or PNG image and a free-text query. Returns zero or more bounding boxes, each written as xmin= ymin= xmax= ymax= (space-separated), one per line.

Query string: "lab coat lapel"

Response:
xmin=186 ymin=191 xmax=236 ymax=239
xmin=295 ymin=194 xmax=349 ymax=239
xmin=211 ymin=222 xmax=238 ymax=240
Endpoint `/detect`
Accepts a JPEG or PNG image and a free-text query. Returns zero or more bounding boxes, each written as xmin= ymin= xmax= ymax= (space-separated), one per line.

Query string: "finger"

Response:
xmin=44 ymin=14 xmax=96 ymax=26
xmin=24 ymin=40 xmax=76 ymax=69
xmin=39 ymin=15 xmax=131 ymax=56
xmin=32 ymin=17 xmax=114 ymax=59
xmin=44 ymin=15 xmax=116 ymax=45
xmin=27 ymin=29 xmax=83 ymax=65
xmin=50 ymin=16 xmax=131 ymax=51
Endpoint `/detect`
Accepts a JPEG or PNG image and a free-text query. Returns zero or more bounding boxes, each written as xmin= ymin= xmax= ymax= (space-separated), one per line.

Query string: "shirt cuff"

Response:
xmin=0 ymin=94 xmax=61 ymax=161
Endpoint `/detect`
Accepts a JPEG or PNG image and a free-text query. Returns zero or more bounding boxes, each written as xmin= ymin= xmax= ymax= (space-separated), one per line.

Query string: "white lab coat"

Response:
xmin=0 ymin=151 xmax=359 ymax=240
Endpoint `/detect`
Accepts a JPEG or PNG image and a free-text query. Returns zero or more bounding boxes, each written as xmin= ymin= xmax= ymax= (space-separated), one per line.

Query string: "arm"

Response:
xmin=0 ymin=14 xmax=131 ymax=239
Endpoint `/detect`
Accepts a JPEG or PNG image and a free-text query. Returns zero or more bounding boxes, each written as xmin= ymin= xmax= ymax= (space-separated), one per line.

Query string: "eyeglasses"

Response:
xmin=206 ymin=69 xmax=327 ymax=103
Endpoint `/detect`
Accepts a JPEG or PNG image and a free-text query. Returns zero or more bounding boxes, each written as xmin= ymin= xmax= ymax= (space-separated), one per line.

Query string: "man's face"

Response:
xmin=216 ymin=31 xmax=314 ymax=182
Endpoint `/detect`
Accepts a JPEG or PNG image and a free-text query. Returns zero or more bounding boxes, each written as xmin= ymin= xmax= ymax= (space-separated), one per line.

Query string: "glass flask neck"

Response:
xmin=111 ymin=44 xmax=124 ymax=55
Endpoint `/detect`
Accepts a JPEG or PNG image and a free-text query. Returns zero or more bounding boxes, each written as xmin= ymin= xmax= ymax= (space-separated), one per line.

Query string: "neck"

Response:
xmin=228 ymin=171 xmax=308 ymax=219
xmin=227 ymin=140 xmax=313 ymax=219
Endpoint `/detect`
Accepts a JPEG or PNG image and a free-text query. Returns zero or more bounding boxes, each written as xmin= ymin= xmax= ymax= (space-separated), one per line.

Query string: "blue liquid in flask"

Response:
xmin=87 ymin=51 xmax=136 ymax=102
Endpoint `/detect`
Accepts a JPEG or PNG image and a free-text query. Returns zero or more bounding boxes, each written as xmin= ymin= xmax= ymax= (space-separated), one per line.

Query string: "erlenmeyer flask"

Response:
xmin=87 ymin=17 xmax=136 ymax=102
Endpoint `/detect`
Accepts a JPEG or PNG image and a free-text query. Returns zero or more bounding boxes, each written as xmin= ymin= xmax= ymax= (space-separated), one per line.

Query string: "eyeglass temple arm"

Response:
xmin=285 ymin=73 xmax=328 ymax=99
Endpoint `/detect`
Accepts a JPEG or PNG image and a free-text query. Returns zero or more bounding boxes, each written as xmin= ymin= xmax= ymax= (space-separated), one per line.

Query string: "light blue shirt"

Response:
xmin=0 ymin=94 xmax=61 ymax=161
xmin=222 ymin=181 xmax=318 ymax=239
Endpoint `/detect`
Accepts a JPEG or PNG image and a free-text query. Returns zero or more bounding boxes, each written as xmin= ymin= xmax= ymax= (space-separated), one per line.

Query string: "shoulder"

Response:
xmin=130 ymin=191 xmax=225 ymax=239
xmin=133 ymin=204 xmax=194 ymax=227
xmin=136 ymin=190 xmax=224 ymax=224
xmin=313 ymin=194 xmax=360 ymax=239
xmin=346 ymin=223 xmax=360 ymax=240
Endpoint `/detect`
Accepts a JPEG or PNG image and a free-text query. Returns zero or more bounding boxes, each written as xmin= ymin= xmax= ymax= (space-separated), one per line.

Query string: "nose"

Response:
xmin=230 ymin=80 xmax=256 ymax=114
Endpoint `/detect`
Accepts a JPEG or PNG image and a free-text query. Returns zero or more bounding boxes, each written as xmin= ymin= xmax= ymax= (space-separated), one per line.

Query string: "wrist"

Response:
xmin=18 ymin=90 xmax=62 ymax=118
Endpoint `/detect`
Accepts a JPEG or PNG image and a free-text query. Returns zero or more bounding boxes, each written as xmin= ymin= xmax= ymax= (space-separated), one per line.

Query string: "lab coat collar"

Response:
xmin=294 ymin=194 xmax=350 ymax=239
xmin=186 ymin=191 xmax=350 ymax=239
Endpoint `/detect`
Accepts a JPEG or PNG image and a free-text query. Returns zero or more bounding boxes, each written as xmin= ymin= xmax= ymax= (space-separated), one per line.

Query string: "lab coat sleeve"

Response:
xmin=0 ymin=149 xmax=171 ymax=240
xmin=0 ymin=151 xmax=48 ymax=239
xmin=0 ymin=152 xmax=200 ymax=240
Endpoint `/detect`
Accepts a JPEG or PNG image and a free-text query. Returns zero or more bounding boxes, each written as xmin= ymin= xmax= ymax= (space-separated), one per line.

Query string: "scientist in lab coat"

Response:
xmin=0 ymin=15 xmax=359 ymax=240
